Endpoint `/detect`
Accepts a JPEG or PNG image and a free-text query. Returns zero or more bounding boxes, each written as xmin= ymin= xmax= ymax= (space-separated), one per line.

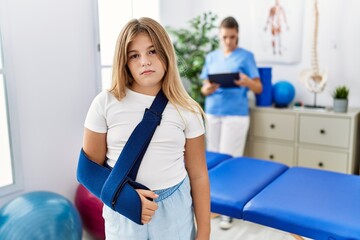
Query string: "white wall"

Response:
xmin=0 ymin=0 xmax=98 ymax=205
xmin=160 ymin=0 xmax=360 ymax=108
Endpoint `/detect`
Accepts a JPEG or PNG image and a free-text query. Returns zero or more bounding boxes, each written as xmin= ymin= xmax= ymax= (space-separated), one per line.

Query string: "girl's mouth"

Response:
xmin=141 ymin=70 xmax=154 ymax=75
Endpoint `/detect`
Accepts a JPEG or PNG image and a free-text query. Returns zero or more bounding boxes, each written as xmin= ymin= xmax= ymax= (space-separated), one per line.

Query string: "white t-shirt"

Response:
xmin=84 ymin=88 xmax=205 ymax=190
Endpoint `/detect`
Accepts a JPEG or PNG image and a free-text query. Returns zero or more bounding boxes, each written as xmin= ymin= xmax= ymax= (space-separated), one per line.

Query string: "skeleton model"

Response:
xmin=299 ymin=0 xmax=328 ymax=106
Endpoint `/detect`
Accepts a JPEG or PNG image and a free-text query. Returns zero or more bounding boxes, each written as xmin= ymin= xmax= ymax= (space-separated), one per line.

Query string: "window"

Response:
xmin=0 ymin=31 xmax=14 ymax=189
xmin=95 ymin=0 xmax=159 ymax=90
xmin=0 ymin=26 xmax=14 ymax=195
xmin=0 ymin=6 xmax=23 ymax=196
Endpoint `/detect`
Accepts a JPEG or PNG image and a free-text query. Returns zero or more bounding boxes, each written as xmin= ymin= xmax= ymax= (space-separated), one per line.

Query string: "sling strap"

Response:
xmin=77 ymin=89 xmax=168 ymax=224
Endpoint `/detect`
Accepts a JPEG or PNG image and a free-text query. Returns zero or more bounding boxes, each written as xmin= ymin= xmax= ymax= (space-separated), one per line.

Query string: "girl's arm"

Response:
xmin=82 ymin=128 xmax=107 ymax=165
xmin=184 ymin=134 xmax=211 ymax=240
xmin=82 ymin=127 xmax=158 ymax=224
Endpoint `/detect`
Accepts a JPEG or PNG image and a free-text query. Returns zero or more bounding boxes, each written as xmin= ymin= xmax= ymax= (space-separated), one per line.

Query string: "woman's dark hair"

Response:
xmin=220 ymin=16 xmax=239 ymax=32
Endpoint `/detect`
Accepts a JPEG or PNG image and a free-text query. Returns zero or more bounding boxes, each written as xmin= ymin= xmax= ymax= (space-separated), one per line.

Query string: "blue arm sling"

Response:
xmin=77 ymin=89 xmax=168 ymax=225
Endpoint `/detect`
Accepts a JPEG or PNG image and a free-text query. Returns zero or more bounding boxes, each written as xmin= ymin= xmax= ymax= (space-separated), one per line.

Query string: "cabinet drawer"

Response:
xmin=298 ymin=147 xmax=348 ymax=173
xmin=251 ymin=112 xmax=296 ymax=141
xmin=248 ymin=141 xmax=294 ymax=166
xmin=299 ymin=116 xmax=350 ymax=148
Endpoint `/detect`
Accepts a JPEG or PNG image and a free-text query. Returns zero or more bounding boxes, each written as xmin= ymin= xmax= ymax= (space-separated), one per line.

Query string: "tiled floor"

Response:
xmin=83 ymin=216 xmax=312 ymax=240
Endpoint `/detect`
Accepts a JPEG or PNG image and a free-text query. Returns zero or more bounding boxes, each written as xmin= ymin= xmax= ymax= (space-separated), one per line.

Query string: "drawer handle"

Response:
xmin=269 ymin=154 xmax=274 ymax=159
xmin=318 ymin=162 xmax=324 ymax=167
xmin=320 ymin=129 xmax=326 ymax=134
xmin=270 ymin=124 xmax=275 ymax=129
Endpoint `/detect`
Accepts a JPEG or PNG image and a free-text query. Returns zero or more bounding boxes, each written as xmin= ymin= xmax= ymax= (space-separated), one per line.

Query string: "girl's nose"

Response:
xmin=141 ymin=56 xmax=151 ymax=67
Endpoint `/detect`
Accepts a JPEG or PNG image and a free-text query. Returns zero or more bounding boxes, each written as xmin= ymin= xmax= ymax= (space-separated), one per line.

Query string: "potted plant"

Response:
xmin=332 ymin=85 xmax=349 ymax=113
xmin=167 ymin=12 xmax=219 ymax=108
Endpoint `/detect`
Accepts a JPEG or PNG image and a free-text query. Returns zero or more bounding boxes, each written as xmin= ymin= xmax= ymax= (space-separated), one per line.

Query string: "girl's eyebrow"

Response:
xmin=127 ymin=44 xmax=155 ymax=54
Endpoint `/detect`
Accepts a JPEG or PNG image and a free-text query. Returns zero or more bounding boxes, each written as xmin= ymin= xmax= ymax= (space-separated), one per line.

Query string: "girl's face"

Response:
xmin=219 ymin=27 xmax=238 ymax=53
xmin=127 ymin=33 xmax=165 ymax=95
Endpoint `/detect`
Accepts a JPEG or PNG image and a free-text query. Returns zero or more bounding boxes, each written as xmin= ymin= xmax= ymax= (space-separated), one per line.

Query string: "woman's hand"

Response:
xmin=201 ymin=80 xmax=220 ymax=96
xmin=234 ymin=73 xmax=250 ymax=87
xmin=136 ymin=189 xmax=159 ymax=224
xmin=234 ymin=73 xmax=263 ymax=94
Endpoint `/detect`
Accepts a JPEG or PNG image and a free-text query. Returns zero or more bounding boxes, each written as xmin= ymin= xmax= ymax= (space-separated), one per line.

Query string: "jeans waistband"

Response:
xmin=153 ymin=177 xmax=186 ymax=202
xmin=104 ymin=161 xmax=186 ymax=202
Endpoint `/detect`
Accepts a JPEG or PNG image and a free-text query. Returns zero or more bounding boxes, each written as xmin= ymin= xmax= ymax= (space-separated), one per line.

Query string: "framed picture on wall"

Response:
xmin=250 ymin=0 xmax=305 ymax=64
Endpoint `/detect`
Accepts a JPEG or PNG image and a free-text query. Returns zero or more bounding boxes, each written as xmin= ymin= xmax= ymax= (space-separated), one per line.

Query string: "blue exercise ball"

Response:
xmin=0 ymin=191 xmax=82 ymax=240
xmin=272 ymin=81 xmax=295 ymax=107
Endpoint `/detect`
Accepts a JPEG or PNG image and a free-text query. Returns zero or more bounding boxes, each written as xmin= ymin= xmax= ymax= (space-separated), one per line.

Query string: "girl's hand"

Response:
xmin=136 ymin=189 xmax=159 ymax=224
xmin=201 ymin=80 xmax=220 ymax=96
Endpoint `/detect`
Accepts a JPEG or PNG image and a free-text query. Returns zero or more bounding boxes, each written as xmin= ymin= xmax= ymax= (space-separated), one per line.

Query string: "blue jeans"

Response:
xmin=103 ymin=176 xmax=195 ymax=240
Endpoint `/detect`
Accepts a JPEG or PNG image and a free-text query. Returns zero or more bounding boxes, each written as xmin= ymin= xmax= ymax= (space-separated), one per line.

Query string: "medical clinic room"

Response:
xmin=0 ymin=0 xmax=359 ymax=239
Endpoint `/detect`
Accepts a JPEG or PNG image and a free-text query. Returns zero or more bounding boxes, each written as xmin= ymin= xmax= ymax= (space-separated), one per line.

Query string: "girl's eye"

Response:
xmin=149 ymin=49 xmax=156 ymax=55
xmin=129 ymin=54 xmax=139 ymax=60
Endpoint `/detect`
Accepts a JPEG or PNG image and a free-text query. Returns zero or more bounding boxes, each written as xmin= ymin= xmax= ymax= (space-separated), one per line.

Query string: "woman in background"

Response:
xmin=200 ymin=16 xmax=262 ymax=230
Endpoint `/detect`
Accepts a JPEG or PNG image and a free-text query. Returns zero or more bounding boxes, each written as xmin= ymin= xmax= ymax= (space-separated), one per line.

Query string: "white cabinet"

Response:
xmin=297 ymin=147 xmax=348 ymax=173
xmin=251 ymin=112 xmax=296 ymax=141
xmin=247 ymin=141 xmax=294 ymax=167
xmin=246 ymin=107 xmax=360 ymax=174
xmin=299 ymin=115 xmax=350 ymax=148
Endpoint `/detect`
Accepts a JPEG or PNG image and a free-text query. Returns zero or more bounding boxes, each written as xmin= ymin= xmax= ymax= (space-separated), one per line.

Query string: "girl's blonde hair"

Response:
xmin=109 ymin=17 xmax=205 ymax=118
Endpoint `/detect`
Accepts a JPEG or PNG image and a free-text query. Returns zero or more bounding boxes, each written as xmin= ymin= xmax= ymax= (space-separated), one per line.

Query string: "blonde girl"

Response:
xmin=82 ymin=17 xmax=210 ymax=240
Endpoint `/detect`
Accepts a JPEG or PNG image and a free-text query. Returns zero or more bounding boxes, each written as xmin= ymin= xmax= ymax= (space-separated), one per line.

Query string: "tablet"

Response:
xmin=208 ymin=72 xmax=239 ymax=88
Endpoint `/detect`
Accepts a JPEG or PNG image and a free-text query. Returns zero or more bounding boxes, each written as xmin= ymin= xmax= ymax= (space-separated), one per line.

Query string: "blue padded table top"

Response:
xmin=243 ymin=167 xmax=360 ymax=240
xmin=205 ymin=151 xmax=232 ymax=169
xmin=209 ymin=157 xmax=288 ymax=219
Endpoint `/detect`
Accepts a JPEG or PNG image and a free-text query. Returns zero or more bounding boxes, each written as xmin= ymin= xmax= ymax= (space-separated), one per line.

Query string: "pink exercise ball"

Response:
xmin=75 ymin=184 xmax=105 ymax=240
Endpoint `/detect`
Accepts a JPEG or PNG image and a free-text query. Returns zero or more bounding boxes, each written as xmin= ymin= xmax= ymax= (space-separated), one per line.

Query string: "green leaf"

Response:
xmin=167 ymin=12 xmax=219 ymax=108
xmin=332 ymin=85 xmax=349 ymax=99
